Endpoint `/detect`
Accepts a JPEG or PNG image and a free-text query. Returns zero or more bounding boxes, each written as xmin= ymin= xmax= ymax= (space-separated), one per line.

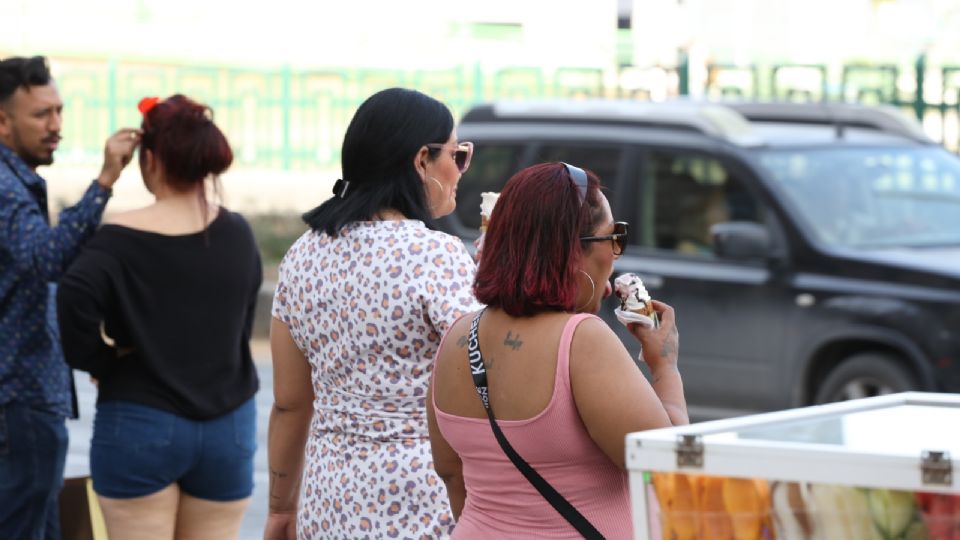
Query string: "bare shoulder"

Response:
xmin=443 ymin=311 xmax=481 ymax=350
xmin=570 ymin=315 xmax=619 ymax=344
xmin=434 ymin=310 xmax=485 ymax=371
xmin=102 ymin=207 xmax=154 ymax=228
xmin=101 ymin=204 xmax=221 ymax=235
xmin=569 ymin=315 xmax=633 ymax=372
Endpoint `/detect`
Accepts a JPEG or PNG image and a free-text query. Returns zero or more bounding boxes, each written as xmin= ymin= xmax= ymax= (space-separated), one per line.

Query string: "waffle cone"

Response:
xmin=630 ymin=303 xmax=655 ymax=318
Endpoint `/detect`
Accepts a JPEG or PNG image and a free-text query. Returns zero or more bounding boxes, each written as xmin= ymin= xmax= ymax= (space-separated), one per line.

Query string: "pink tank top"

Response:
xmin=432 ymin=313 xmax=633 ymax=539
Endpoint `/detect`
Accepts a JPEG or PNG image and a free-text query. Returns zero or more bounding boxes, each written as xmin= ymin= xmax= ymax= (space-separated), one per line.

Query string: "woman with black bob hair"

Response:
xmin=303 ymin=87 xmax=465 ymax=233
xmin=266 ymin=88 xmax=480 ymax=539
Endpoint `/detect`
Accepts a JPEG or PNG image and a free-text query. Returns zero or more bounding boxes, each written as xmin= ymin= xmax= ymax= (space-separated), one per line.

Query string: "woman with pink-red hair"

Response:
xmin=428 ymin=162 xmax=688 ymax=538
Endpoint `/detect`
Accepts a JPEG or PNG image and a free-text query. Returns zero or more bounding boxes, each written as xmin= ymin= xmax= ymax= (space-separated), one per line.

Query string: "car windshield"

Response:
xmin=756 ymin=146 xmax=960 ymax=249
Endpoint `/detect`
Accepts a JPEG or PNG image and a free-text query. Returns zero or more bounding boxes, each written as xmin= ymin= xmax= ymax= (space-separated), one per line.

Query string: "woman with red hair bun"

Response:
xmin=57 ymin=94 xmax=261 ymax=539
xmin=428 ymin=162 xmax=688 ymax=538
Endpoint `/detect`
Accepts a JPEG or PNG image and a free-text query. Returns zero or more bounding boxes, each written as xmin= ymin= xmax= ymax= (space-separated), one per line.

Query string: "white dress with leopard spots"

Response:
xmin=272 ymin=220 xmax=481 ymax=539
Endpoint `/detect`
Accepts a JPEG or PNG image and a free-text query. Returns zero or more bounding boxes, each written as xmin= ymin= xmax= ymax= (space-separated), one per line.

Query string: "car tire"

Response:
xmin=814 ymin=353 xmax=918 ymax=404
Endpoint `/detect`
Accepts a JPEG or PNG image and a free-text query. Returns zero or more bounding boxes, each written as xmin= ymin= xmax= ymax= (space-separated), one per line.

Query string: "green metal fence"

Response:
xmin=703 ymin=54 xmax=960 ymax=151
xmin=31 ymin=54 xmax=960 ymax=169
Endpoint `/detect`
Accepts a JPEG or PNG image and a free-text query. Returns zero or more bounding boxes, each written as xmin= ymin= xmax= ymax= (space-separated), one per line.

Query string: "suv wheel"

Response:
xmin=813 ymin=353 xmax=918 ymax=404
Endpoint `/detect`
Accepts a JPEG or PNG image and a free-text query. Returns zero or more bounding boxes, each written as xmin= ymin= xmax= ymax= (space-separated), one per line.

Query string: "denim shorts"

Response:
xmin=90 ymin=397 xmax=256 ymax=501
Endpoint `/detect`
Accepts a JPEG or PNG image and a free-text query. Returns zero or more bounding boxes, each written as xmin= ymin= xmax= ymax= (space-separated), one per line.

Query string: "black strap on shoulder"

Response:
xmin=467 ymin=310 xmax=605 ymax=539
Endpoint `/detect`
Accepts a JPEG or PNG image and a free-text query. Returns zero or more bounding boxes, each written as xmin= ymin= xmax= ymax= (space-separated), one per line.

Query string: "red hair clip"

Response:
xmin=138 ymin=97 xmax=160 ymax=115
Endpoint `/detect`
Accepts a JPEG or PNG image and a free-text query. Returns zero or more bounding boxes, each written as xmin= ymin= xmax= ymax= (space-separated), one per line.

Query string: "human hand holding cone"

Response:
xmin=613 ymin=273 xmax=659 ymax=328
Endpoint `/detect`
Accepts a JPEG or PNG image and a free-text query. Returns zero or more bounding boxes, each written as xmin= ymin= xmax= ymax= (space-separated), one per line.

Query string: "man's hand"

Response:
xmin=97 ymin=128 xmax=142 ymax=189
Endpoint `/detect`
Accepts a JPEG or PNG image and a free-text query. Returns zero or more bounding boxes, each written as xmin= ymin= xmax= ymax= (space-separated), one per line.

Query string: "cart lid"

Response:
xmin=626 ymin=392 xmax=959 ymax=492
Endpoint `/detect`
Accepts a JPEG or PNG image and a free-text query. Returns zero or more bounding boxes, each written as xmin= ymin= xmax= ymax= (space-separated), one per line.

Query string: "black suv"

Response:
xmin=440 ymin=99 xmax=960 ymax=420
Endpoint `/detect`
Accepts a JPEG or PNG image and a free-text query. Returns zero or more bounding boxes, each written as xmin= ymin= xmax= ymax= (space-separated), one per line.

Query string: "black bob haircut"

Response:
xmin=302 ymin=87 xmax=454 ymax=236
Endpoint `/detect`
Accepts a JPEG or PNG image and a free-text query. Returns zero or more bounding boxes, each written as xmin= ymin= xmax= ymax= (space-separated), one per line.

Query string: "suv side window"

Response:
xmin=455 ymin=143 xmax=525 ymax=230
xmin=641 ymin=150 xmax=761 ymax=255
xmin=535 ymin=144 xmax=622 ymax=186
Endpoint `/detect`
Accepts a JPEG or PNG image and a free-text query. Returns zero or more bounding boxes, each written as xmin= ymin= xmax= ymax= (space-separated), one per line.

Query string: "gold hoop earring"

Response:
xmin=575 ymin=269 xmax=596 ymax=312
xmin=429 ymin=176 xmax=444 ymax=195
xmin=426 ymin=176 xmax=444 ymax=211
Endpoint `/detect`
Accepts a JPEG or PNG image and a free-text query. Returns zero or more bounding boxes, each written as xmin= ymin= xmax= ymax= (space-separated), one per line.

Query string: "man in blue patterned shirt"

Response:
xmin=0 ymin=56 xmax=140 ymax=539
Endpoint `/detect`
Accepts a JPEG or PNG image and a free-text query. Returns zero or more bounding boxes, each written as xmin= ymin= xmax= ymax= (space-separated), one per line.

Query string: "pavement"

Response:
xmin=64 ymin=341 xmax=274 ymax=540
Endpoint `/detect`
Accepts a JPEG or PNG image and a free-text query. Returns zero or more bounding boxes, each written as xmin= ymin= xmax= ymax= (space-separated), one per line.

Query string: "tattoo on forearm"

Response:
xmin=269 ymin=470 xmax=288 ymax=500
xmin=660 ymin=326 xmax=679 ymax=358
xmin=504 ymin=330 xmax=523 ymax=351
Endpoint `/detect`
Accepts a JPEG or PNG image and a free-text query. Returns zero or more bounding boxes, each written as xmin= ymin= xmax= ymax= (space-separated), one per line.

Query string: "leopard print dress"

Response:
xmin=272 ymin=220 xmax=480 ymax=539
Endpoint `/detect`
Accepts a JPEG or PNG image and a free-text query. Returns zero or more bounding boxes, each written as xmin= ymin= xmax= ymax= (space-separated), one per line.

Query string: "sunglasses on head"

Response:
xmin=581 ymin=221 xmax=629 ymax=257
xmin=561 ymin=163 xmax=627 ymax=254
xmin=425 ymin=141 xmax=474 ymax=173
xmin=562 ymin=162 xmax=589 ymax=204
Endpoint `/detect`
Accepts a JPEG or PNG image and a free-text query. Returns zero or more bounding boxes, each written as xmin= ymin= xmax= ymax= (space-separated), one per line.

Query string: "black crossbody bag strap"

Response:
xmin=467 ymin=310 xmax=605 ymax=539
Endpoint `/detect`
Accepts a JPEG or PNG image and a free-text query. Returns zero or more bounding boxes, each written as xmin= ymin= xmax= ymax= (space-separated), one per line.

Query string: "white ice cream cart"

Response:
xmin=626 ymin=392 xmax=960 ymax=539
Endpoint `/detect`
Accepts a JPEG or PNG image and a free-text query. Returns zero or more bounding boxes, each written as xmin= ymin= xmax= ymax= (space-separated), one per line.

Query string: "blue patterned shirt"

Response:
xmin=0 ymin=143 xmax=111 ymax=417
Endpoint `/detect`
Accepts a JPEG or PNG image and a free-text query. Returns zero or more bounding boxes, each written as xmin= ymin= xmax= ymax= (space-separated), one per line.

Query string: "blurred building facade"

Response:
xmin=3 ymin=0 xmax=960 ymax=211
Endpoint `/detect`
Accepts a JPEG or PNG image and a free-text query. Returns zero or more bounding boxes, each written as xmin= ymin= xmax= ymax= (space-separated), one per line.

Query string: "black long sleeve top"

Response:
xmin=57 ymin=208 xmax=261 ymax=420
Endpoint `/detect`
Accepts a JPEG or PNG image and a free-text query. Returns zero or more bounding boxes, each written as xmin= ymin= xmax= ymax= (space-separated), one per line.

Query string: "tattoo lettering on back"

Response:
xmin=504 ymin=330 xmax=523 ymax=351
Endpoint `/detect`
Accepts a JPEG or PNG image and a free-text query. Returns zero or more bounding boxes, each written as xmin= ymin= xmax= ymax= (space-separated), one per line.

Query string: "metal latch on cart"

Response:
xmin=921 ymin=450 xmax=953 ymax=486
xmin=676 ymin=434 xmax=704 ymax=468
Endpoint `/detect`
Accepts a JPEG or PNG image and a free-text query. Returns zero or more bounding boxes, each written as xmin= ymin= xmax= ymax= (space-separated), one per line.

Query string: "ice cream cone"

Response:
xmin=480 ymin=192 xmax=499 ymax=234
xmin=614 ymin=273 xmax=659 ymax=327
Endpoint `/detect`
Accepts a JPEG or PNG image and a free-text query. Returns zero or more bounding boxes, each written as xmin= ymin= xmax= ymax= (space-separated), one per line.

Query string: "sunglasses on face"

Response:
xmin=581 ymin=221 xmax=629 ymax=256
xmin=425 ymin=141 xmax=474 ymax=173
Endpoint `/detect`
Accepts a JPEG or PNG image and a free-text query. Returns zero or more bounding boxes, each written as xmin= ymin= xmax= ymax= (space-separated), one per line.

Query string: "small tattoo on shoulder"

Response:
xmin=504 ymin=330 xmax=523 ymax=351
xmin=456 ymin=335 xmax=468 ymax=348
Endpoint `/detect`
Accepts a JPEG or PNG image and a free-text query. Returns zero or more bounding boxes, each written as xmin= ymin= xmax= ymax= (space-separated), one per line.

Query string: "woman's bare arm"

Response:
xmin=628 ymin=300 xmax=688 ymax=426
xmin=264 ymin=318 xmax=314 ymax=538
xmin=570 ymin=305 xmax=687 ymax=469
xmin=427 ymin=381 xmax=466 ymax=520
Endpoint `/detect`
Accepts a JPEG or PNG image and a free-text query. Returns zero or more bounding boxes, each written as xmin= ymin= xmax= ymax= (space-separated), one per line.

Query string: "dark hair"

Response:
xmin=0 ymin=56 xmax=52 ymax=103
xmin=139 ymin=94 xmax=233 ymax=191
xmin=474 ymin=162 xmax=605 ymax=316
xmin=302 ymin=88 xmax=454 ymax=236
